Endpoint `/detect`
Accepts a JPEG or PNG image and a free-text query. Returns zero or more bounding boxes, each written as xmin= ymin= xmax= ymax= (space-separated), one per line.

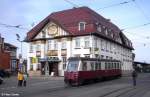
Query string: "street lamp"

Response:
xmin=16 ymin=33 xmax=23 ymax=72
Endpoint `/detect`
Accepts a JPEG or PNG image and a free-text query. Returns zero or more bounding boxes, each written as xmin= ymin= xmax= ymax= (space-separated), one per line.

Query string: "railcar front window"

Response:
xmin=67 ymin=61 xmax=79 ymax=71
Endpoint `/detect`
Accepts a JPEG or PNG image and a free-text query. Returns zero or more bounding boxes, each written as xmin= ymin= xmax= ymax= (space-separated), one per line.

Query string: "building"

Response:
xmin=25 ymin=7 xmax=134 ymax=76
xmin=134 ymin=61 xmax=150 ymax=73
xmin=4 ymin=43 xmax=18 ymax=73
xmin=0 ymin=36 xmax=11 ymax=71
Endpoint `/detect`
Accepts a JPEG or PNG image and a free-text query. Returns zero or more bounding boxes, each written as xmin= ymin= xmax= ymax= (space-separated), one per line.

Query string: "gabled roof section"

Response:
xmin=25 ymin=7 xmax=121 ymax=41
xmin=25 ymin=6 xmax=133 ymax=50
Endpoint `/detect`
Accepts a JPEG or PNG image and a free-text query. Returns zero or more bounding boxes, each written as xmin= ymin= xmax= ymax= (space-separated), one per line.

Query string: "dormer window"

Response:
xmin=97 ymin=25 xmax=102 ymax=32
xmin=79 ymin=22 xmax=86 ymax=31
xmin=105 ymin=29 xmax=108 ymax=35
xmin=111 ymin=33 xmax=114 ymax=38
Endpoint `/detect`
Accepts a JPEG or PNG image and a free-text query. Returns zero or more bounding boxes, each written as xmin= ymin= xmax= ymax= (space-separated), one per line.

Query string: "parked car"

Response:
xmin=0 ymin=70 xmax=10 ymax=78
xmin=0 ymin=76 xmax=3 ymax=84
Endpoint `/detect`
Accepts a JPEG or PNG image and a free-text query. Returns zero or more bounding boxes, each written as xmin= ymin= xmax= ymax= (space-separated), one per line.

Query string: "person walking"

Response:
xmin=23 ymin=72 xmax=28 ymax=87
xmin=17 ymin=71 xmax=24 ymax=87
xmin=132 ymin=70 xmax=138 ymax=86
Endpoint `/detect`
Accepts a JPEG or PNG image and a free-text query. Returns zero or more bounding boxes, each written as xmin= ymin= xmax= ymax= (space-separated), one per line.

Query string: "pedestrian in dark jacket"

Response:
xmin=132 ymin=70 xmax=138 ymax=86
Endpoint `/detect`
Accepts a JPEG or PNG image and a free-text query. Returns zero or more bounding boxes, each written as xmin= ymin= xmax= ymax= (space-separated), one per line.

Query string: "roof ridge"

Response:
xmin=50 ymin=6 xmax=89 ymax=15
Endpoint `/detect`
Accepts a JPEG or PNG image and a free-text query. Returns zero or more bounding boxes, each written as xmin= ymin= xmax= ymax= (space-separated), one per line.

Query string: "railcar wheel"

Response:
xmin=78 ymin=79 xmax=84 ymax=86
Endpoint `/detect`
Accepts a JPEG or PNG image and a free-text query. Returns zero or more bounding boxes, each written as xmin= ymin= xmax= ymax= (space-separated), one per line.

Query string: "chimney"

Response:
xmin=0 ymin=36 xmax=4 ymax=52
xmin=106 ymin=19 xmax=111 ymax=22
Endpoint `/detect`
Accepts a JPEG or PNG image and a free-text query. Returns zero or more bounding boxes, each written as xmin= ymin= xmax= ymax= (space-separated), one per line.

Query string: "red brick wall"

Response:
xmin=0 ymin=52 xmax=10 ymax=70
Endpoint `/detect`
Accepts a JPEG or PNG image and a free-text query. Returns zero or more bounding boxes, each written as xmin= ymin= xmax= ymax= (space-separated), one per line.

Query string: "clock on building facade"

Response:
xmin=48 ymin=25 xmax=58 ymax=36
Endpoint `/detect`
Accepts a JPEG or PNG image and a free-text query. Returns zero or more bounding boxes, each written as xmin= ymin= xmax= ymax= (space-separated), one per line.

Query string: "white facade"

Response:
xmin=27 ymin=22 xmax=133 ymax=76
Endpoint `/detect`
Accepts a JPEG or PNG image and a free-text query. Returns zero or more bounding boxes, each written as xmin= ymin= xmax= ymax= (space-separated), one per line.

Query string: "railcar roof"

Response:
xmin=68 ymin=57 xmax=120 ymax=62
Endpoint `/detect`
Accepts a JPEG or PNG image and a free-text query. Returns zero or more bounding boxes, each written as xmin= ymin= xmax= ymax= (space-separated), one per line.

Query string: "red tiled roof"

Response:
xmin=25 ymin=6 xmax=133 ymax=49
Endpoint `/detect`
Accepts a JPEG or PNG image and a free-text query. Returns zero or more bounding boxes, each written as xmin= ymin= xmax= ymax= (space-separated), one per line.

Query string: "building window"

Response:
xmin=101 ymin=40 xmax=105 ymax=51
xmin=61 ymin=41 xmax=66 ymax=49
xmin=111 ymin=33 xmax=114 ymax=38
xmin=106 ymin=42 xmax=108 ymax=52
xmin=42 ymin=31 xmax=46 ymax=38
xmin=30 ymin=44 xmax=33 ymax=52
xmin=110 ymin=57 xmax=113 ymax=60
xmin=84 ymin=54 xmax=90 ymax=58
xmin=79 ymin=22 xmax=85 ymax=31
xmin=48 ymin=40 xmax=58 ymax=50
xmin=94 ymin=38 xmax=98 ymax=48
xmin=48 ymin=40 xmax=52 ymax=50
xmin=75 ymin=38 xmax=80 ymax=48
xmin=106 ymin=56 xmax=109 ymax=59
xmin=36 ymin=45 xmax=41 ymax=51
xmin=101 ymin=55 xmax=104 ymax=59
xmin=95 ymin=54 xmax=99 ymax=58
xmin=74 ymin=54 xmax=80 ymax=57
xmin=30 ymin=57 xmax=33 ymax=71
xmin=62 ymin=56 xmax=67 ymax=69
xmin=54 ymin=40 xmax=58 ymax=50
xmin=84 ymin=37 xmax=90 ymax=48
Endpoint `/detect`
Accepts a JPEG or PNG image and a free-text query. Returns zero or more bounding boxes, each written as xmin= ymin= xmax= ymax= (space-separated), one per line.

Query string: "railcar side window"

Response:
xmin=82 ymin=62 xmax=87 ymax=71
xmin=111 ymin=63 xmax=113 ymax=69
xmin=108 ymin=63 xmax=110 ymax=69
xmin=113 ymin=63 xmax=117 ymax=69
xmin=114 ymin=63 xmax=118 ymax=69
xmin=67 ymin=61 xmax=79 ymax=71
xmin=117 ymin=63 xmax=120 ymax=69
xmin=116 ymin=63 xmax=118 ymax=69
xmin=91 ymin=62 xmax=95 ymax=70
xmin=95 ymin=62 xmax=99 ymax=70
xmin=99 ymin=63 xmax=101 ymax=70
xmin=105 ymin=62 xmax=107 ymax=69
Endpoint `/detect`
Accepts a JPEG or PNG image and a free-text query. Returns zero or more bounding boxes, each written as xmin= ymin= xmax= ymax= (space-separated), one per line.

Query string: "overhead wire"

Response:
xmin=63 ymin=0 xmax=79 ymax=8
xmin=122 ymin=22 xmax=150 ymax=30
xmin=0 ymin=22 xmax=29 ymax=30
xmin=132 ymin=0 xmax=150 ymax=21
xmin=97 ymin=0 xmax=133 ymax=10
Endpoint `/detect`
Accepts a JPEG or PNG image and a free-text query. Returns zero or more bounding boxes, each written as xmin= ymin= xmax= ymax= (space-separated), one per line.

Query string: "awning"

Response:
xmin=40 ymin=57 xmax=61 ymax=62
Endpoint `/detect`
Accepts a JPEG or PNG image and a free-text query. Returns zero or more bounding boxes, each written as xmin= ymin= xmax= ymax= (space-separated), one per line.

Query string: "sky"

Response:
xmin=0 ymin=0 xmax=150 ymax=62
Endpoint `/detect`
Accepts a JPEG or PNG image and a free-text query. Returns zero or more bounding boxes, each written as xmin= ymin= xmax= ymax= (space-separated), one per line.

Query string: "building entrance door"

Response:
xmin=48 ymin=62 xmax=58 ymax=76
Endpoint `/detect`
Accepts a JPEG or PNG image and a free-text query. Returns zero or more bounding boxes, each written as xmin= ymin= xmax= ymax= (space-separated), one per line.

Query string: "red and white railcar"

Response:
xmin=64 ymin=57 xmax=122 ymax=86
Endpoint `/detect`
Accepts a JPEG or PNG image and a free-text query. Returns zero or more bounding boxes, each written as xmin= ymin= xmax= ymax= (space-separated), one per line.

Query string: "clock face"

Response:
xmin=48 ymin=25 xmax=58 ymax=36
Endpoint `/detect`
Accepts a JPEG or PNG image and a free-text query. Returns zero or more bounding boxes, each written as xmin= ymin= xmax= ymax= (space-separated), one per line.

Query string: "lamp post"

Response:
xmin=16 ymin=34 xmax=23 ymax=72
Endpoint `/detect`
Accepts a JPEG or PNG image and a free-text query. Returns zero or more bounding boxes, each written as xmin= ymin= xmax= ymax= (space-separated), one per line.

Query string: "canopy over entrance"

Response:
xmin=40 ymin=57 xmax=61 ymax=62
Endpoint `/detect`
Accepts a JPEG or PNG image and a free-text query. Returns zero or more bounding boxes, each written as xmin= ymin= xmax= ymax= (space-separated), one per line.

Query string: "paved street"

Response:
xmin=1 ymin=73 xmax=150 ymax=97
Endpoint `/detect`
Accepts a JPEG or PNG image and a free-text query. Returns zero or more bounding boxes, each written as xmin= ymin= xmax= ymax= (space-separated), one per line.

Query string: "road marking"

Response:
xmin=0 ymin=86 xmax=17 ymax=90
